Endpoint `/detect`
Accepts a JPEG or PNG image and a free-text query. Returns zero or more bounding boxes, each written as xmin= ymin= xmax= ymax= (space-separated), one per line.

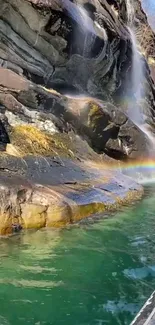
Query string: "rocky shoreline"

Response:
xmin=0 ymin=154 xmax=143 ymax=235
xmin=0 ymin=0 xmax=154 ymax=235
xmin=0 ymin=70 xmax=144 ymax=235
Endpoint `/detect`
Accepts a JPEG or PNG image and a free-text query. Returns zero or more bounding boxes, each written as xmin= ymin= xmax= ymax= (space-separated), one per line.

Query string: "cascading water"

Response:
xmin=127 ymin=28 xmax=144 ymax=125
xmin=61 ymin=0 xmax=107 ymax=58
xmin=126 ymin=0 xmax=154 ymax=140
xmin=126 ymin=0 xmax=135 ymax=26
xmin=76 ymin=4 xmax=108 ymax=58
xmin=61 ymin=0 xmax=107 ymax=96
xmin=126 ymin=0 xmax=145 ymax=127
xmin=63 ymin=0 xmax=155 ymax=184
xmin=61 ymin=0 xmax=95 ymax=34
xmin=77 ymin=5 xmax=96 ymax=57
xmin=124 ymin=0 xmax=155 ymax=183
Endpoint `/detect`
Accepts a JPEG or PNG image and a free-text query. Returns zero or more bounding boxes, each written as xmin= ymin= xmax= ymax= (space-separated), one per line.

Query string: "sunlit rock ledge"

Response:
xmin=0 ymin=86 xmax=144 ymax=235
xmin=0 ymin=154 xmax=143 ymax=236
xmin=0 ymin=67 xmax=144 ymax=235
xmin=0 ymin=67 xmax=147 ymax=235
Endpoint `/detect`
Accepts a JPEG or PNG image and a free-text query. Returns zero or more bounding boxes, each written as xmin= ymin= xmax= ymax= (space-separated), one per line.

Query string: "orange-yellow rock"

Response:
xmin=21 ymin=203 xmax=46 ymax=229
xmin=46 ymin=204 xmax=71 ymax=227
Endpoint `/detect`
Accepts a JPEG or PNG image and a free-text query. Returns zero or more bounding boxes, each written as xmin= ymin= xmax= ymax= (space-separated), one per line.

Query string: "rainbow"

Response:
xmin=86 ymin=158 xmax=155 ymax=185
xmin=86 ymin=158 xmax=155 ymax=171
xmin=115 ymin=159 xmax=155 ymax=171
xmin=111 ymin=158 xmax=155 ymax=184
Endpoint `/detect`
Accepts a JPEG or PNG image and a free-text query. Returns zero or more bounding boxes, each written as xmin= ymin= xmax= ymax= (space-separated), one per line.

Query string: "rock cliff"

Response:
xmin=0 ymin=0 xmax=154 ymax=158
xmin=0 ymin=0 xmax=153 ymax=233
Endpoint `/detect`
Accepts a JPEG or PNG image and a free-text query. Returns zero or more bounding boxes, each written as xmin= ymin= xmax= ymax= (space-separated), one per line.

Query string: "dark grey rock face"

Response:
xmin=0 ymin=0 xmax=151 ymax=97
xmin=0 ymin=0 xmax=150 ymax=235
xmin=0 ymin=73 xmax=149 ymax=159
xmin=0 ymin=0 xmax=154 ymax=161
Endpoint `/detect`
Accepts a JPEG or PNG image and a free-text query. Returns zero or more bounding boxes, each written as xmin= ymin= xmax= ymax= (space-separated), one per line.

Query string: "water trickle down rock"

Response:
xmin=0 ymin=0 xmax=154 ymax=234
xmin=125 ymin=0 xmax=155 ymax=157
xmin=0 ymin=0 xmax=154 ymax=161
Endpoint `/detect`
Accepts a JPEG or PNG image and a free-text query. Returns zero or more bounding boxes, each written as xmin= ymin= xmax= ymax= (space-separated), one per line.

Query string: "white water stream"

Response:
xmin=124 ymin=0 xmax=155 ymax=183
xmin=127 ymin=27 xmax=144 ymax=125
xmin=63 ymin=0 xmax=155 ymax=183
xmin=126 ymin=0 xmax=155 ymax=155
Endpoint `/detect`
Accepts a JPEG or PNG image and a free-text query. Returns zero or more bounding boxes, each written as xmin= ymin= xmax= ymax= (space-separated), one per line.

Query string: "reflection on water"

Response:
xmin=103 ymin=299 xmax=139 ymax=315
xmin=124 ymin=265 xmax=155 ymax=280
xmin=0 ymin=186 xmax=155 ymax=324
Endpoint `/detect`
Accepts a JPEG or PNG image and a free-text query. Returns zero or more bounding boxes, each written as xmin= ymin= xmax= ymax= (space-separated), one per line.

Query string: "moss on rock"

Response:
xmin=9 ymin=124 xmax=103 ymax=162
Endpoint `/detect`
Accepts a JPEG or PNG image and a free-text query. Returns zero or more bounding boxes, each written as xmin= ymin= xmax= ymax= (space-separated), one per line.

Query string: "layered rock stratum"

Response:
xmin=0 ymin=0 xmax=154 ymax=234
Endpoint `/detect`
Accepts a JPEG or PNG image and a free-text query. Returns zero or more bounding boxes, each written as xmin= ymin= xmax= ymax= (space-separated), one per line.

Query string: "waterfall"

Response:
xmin=128 ymin=27 xmax=144 ymax=125
xmin=126 ymin=0 xmax=144 ymax=126
xmin=77 ymin=5 xmax=96 ymax=57
xmin=123 ymin=0 xmax=155 ymax=183
xmin=61 ymin=0 xmax=107 ymax=58
xmin=126 ymin=0 xmax=135 ymax=25
xmin=126 ymin=0 xmax=155 ymax=148
xmin=61 ymin=0 xmax=95 ymax=35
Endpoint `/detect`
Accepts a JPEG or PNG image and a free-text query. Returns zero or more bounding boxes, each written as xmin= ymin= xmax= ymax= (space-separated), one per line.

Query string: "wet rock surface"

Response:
xmin=0 ymin=0 xmax=153 ymax=234
xmin=0 ymin=0 xmax=154 ymax=159
xmin=0 ymin=72 xmax=150 ymax=160
xmin=0 ymin=155 xmax=143 ymax=235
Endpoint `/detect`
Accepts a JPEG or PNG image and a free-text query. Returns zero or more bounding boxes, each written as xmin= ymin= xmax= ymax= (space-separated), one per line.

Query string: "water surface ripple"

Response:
xmin=0 ymin=186 xmax=155 ymax=325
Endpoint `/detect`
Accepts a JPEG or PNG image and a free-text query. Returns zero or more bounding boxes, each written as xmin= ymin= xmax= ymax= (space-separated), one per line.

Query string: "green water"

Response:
xmin=1 ymin=187 xmax=155 ymax=325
